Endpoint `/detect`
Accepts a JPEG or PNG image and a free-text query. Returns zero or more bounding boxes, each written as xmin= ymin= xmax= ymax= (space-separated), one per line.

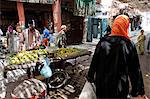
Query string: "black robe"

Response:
xmin=87 ymin=36 xmax=145 ymax=98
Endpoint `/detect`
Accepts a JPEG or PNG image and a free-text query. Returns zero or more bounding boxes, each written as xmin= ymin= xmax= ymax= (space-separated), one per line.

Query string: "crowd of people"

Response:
xmin=0 ymin=22 xmax=67 ymax=53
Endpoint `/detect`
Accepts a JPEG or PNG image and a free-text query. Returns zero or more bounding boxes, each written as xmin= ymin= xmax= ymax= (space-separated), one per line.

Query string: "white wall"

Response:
xmin=141 ymin=12 xmax=150 ymax=31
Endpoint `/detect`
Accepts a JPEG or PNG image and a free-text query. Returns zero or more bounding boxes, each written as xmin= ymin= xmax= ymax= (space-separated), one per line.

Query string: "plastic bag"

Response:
xmin=40 ymin=57 xmax=52 ymax=78
xmin=79 ymin=81 xmax=96 ymax=99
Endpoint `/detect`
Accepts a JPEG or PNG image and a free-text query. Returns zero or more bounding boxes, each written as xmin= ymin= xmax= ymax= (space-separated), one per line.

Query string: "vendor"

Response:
xmin=16 ymin=23 xmax=25 ymax=51
xmin=23 ymin=21 xmax=40 ymax=50
xmin=42 ymin=27 xmax=50 ymax=47
xmin=56 ymin=25 xmax=67 ymax=48
xmin=6 ymin=24 xmax=17 ymax=53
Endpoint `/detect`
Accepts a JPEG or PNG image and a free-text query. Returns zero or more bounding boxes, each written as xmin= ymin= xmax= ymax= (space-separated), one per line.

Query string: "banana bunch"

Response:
xmin=9 ymin=49 xmax=49 ymax=65
xmin=55 ymin=48 xmax=80 ymax=57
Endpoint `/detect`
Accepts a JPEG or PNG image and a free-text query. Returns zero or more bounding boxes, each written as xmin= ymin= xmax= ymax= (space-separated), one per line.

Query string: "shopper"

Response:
xmin=16 ymin=23 xmax=25 ymax=51
xmin=23 ymin=21 xmax=40 ymax=49
xmin=42 ymin=27 xmax=50 ymax=47
xmin=57 ymin=25 xmax=67 ymax=48
xmin=6 ymin=24 xmax=17 ymax=53
xmin=137 ymin=29 xmax=146 ymax=55
xmin=87 ymin=15 xmax=147 ymax=98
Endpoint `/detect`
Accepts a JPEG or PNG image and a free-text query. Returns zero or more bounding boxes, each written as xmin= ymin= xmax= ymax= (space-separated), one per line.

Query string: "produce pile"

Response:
xmin=8 ymin=48 xmax=85 ymax=65
xmin=8 ymin=49 xmax=49 ymax=65
xmin=54 ymin=48 xmax=81 ymax=58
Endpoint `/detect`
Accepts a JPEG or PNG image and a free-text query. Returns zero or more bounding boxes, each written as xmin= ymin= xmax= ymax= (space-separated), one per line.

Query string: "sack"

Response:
xmin=40 ymin=57 xmax=52 ymax=78
xmin=79 ymin=81 xmax=96 ymax=99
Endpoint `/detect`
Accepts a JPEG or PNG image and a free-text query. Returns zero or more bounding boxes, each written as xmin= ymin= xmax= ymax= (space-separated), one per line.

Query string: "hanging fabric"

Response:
xmin=74 ymin=0 xmax=96 ymax=16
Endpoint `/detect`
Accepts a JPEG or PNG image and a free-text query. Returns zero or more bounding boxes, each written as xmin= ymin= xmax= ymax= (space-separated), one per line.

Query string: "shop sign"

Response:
xmin=8 ymin=0 xmax=54 ymax=4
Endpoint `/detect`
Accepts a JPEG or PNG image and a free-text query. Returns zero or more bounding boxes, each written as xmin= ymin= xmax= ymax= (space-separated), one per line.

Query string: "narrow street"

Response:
xmin=139 ymin=54 xmax=150 ymax=97
xmin=1 ymin=0 xmax=150 ymax=98
xmin=0 ymin=34 xmax=150 ymax=98
xmin=0 ymin=33 xmax=149 ymax=98
xmin=68 ymin=35 xmax=150 ymax=98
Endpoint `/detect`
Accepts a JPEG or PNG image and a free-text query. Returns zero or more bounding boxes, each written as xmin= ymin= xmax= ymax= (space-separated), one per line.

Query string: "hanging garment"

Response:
xmin=74 ymin=0 xmax=96 ymax=16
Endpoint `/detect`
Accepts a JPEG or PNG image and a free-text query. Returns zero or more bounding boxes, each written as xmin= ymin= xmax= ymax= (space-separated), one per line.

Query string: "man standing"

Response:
xmin=6 ymin=24 xmax=17 ymax=53
xmin=137 ymin=30 xmax=146 ymax=55
xmin=57 ymin=25 xmax=67 ymax=48
xmin=16 ymin=23 xmax=25 ymax=51
xmin=23 ymin=21 xmax=40 ymax=50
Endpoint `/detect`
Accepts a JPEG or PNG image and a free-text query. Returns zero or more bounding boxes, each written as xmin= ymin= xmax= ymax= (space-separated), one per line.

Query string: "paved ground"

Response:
xmin=139 ymin=54 xmax=150 ymax=97
xmin=69 ymin=38 xmax=150 ymax=98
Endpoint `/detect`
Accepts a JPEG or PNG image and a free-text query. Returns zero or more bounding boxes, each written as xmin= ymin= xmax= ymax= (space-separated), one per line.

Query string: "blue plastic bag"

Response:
xmin=40 ymin=57 xmax=52 ymax=78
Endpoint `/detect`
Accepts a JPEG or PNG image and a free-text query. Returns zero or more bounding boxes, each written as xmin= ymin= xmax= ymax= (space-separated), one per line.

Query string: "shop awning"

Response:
xmin=8 ymin=0 xmax=54 ymax=4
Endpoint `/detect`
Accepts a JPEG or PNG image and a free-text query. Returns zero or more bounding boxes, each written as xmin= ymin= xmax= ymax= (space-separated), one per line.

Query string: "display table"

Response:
xmin=3 ymin=48 xmax=91 ymax=78
xmin=55 ymin=49 xmax=92 ymax=60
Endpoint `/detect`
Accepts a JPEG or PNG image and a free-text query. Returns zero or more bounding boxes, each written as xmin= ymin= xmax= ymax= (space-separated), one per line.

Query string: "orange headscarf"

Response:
xmin=111 ymin=15 xmax=130 ymax=39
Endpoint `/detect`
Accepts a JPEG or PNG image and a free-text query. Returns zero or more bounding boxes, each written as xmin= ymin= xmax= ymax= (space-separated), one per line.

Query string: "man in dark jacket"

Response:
xmin=87 ymin=15 xmax=146 ymax=98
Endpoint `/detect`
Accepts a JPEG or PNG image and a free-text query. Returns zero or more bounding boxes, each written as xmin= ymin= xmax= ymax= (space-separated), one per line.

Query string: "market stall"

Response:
xmin=3 ymin=48 xmax=91 ymax=78
xmin=11 ymin=78 xmax=47 ymax=99
xmin=1 ymin=47 xmax=91 ymax=98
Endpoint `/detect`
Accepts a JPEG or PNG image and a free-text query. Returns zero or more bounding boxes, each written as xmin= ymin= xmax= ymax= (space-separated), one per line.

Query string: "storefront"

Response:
xmin=0 ymin=1 xmax=19 ymax=34
xmin=0 ymin=0 xmax=54 ymax=34
xmin=73 ymin=0 xmax=96 ymax=43
xmin=23 ymin=3 xmax=53 ymax=33
xmin=61 ymin=0 xmax=84 ymax=45
xmin=61 ymin=10 xmax=84 ymax=45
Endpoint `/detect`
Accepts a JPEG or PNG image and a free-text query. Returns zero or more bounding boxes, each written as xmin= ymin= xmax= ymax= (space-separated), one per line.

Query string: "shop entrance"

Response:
xmin=24 ymin=3 xmax=53 ymax=33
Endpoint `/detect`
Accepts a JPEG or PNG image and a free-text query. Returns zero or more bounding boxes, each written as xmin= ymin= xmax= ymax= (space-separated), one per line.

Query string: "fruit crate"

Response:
xmin=53 ymin=48 xmax=92 ymax=60
xmin=50 ymin=48 xmax=92 ymax=69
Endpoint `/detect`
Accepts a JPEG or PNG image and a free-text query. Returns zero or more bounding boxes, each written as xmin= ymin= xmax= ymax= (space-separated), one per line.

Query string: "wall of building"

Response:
xmin=23 ymin=3 xmax=53 ymax=33
xmin=0 ymin=1 xmax=53 ymax=34
xmin=61 ymin=0 xmax=84 ymax=44
xmin=141 ymin=12 xmax=150 ymax=31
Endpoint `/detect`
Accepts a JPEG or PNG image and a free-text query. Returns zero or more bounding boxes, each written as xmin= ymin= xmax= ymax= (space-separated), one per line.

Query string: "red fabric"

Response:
xmin=17 ymin=2 xmax=25 ymax=26
xmin=30 ymin=96 xmax=36 ymax=99
xmin=40 ymin=90 xmax=46 ymax=97
xmin=42 ymin=38 xmax=49 ymax=46
xmin=111 ymin=15 xmax=130 ymax=39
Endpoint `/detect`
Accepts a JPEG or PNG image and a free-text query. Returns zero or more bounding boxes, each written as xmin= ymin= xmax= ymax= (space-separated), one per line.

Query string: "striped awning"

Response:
xmin=11 ymin=78 xmax=46 ymax=98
